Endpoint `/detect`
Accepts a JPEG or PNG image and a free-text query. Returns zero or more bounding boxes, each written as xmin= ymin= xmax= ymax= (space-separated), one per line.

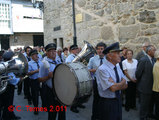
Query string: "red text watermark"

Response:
xmin=8 ymin=105 xmax=67 ymax=112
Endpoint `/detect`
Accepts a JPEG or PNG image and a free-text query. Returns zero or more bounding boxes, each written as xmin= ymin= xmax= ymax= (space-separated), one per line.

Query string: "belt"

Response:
xmin=100 ymin=97 xmax=117 ymax=100
xmin=46 ymin=84 xmax=52 ymax=90
xmin=30 ymin=78 xmax=38 ymax=80
xmin=8 ymin=84 xmax=15 ymax=87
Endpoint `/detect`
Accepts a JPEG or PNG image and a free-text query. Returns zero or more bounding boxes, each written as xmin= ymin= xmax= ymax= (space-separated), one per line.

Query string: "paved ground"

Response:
xmin=13 ymin=89 xmax=140 ymax=120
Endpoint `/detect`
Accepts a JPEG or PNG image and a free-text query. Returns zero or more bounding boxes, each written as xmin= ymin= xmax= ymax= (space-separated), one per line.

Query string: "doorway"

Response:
xmin=33 ymin=35 xmax=44 ymax=47
xmin=0 ymin=35 xmax=10 ymax=50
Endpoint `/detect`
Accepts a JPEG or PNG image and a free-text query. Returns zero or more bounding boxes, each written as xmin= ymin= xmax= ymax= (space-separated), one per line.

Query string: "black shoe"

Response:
xmin=91 ymin=117 xmax=100 ymax=120
xmin=24 ymin=96 xmax=27 ymax=99
xmin=34 ymin=111 xmax=39 ymax=115
xmin=78 ymin=104 xmax=85 ymax=109
xmin=70 ymin=107 xmax=79 ymax=113
xmin=11 ymin=115 xmax=21 ymax=120
xmin=125 ymin=107 xmax=129 ymax=112
xmin=147 ymin=114 xmax=156 ymax=119
xmin=131 ymin=107 xmax=137 ymax=110
xmin=28 ymin=101 xmax=32 ymax=105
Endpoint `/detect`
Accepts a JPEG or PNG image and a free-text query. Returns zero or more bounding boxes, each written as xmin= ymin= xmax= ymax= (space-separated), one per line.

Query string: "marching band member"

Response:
xmin=36 ymin=46 xmax=43 ymax=61
xmin=96 ymin=42 xmax=127 ymax=120
xmin=56 ymin=47 xmax=64 ymax=63
xmin=28 ymin=49 xmax=42 ymax=115
xmin=65 ymin=44 xmax=85 ymax=113
xmin=20 ymin=46 xmax=32 ymax=105
xmin=62 ymin=47 xmax=68 ymax=62
xmin=65 ymin=45 xmax=78 ymax=63
xmin=0 ymin=51 xmax=21 ymax=120
xmin=87 ymin=42 xmax=107 ymax=120
xmin=38 ymin=43 xmax=66 ymax=120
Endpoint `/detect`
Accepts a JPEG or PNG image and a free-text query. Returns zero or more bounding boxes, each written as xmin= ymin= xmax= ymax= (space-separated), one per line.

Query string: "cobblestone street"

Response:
xmin=14 ymin=90 xmax=140 ymax=120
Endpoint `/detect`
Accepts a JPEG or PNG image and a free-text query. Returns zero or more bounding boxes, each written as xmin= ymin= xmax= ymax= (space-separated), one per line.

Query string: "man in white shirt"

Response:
xmin=87 ymin=42 xmax=107 ymax=120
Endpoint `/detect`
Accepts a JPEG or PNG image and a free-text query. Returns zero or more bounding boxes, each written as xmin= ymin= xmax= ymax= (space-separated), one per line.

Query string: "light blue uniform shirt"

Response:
xmin=23 ymin=52 xmax=31 ymax=62
xmin=61 ymin=52 xmax=67 ymax=62
xmin=38 ymin=53 xmax=43 ymax=61
xmin=65 ymin=53 xmax=75 ymax=63
xmin=38 ymin=57 xmax=59 ymax=88
xmin=28 ymin=59 xmax=42 ymax=80
xmin=87 ymin=55 xmax=107 ymax=78
xmin=8 ymin=72 xmax=20 ymax=85
xmin=96 ymin=60 xmax=127 ymax=98
xmin=56 ymin=54 xmax=64 ymax=63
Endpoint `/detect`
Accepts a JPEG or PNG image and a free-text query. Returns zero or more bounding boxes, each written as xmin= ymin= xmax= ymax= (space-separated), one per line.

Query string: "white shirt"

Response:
xmin=122 ymin=59 xmax=138 ymax=82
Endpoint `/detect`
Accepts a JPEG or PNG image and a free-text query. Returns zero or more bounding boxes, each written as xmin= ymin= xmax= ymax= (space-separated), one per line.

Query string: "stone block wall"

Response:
xmin=10 ymin=34 xmax=33 ymax=50
xmin=44 ymin=0 xmax=159 ymax=55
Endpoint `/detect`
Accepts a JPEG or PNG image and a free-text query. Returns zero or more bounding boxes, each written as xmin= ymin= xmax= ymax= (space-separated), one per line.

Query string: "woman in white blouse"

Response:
xmin=122 ymin=49 xmax=138 ymax=112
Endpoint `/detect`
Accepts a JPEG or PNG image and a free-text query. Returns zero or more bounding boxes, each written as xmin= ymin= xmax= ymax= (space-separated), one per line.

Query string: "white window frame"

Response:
xmin=0 ymin=0 xmax=13 ymax=34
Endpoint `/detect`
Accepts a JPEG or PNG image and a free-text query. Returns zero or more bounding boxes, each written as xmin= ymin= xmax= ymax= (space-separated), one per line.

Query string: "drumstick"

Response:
xmin=42 ymin=60 xmax=50 ymax=72
xmin=96 ymin=65 xmax=100 ymax=71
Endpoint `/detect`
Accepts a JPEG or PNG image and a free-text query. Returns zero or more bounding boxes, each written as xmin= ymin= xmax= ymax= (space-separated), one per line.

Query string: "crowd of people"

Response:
xmin=0 ymin=44 xmax=83 ymax=120
xmin=0 ymin=41 xmax=158 ymax=120
xmin=87 ymin=42 xmax=159 ymax=120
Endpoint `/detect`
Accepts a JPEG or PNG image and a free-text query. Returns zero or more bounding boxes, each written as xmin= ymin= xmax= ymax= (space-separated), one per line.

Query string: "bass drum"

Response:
xmin=52 ymin=62 xmax=93 ymax=106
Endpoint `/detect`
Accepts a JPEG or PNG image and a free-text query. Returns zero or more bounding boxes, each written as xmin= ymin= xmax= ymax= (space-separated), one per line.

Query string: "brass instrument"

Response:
xmin=72 ymin=41 xmax=96 ymax=65
xmin=0 ymin=52 xmax=28 ymax=94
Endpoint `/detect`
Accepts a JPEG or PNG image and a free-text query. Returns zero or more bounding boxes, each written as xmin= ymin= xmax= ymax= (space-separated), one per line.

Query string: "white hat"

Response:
xmin=154 ymin=50 xmax=159 ymax=59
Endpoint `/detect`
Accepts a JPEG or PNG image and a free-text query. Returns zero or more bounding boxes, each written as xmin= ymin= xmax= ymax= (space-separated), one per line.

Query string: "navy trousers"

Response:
xmin=91 ymin=79 xmax=100 ymax=120
xmin=0 ymin=84 xmax=16 ymax=120
xmin=30 ymin=79 xmax=40 ymax=107
xmin=99 ymin=97 xmax=122 ymax=120
xmin=46 ymin=86 xmax=66 ymax=120
xmin=24 ymin=77 xmax=31 ymax=101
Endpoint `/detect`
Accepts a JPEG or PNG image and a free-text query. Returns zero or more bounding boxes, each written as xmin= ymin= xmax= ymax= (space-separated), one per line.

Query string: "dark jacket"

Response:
xmin=136 ymin=50 xmax=146 ymax=61
xmin=136 ymin=55 xmax=155 ymax=94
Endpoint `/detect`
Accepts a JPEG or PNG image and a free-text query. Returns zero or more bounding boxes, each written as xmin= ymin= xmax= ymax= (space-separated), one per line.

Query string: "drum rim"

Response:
xmin=52 ymin=63 xmax=80 ymax=106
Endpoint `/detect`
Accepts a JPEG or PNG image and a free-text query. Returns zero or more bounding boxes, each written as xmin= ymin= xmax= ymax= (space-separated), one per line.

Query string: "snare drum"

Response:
xmin=52 ymin=62 xmax=93 ymax=106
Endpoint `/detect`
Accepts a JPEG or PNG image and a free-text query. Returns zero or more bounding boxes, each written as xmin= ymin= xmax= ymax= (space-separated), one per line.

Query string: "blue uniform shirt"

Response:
xmin=96 ymin=60 xmax=127 ymax=98
xmin=38 ymin=57 xmax=59 ymax=88
xmin=38 ymin=53 xmax=43 ymax=61
xmin=23 ymin=52 xmax=31 ymax=62
xmin=28 ymin=59 xmax=42 ymax=80
xmin=56 ymin=54 xmax=64 ymax=63
xmin=65 ymin=53 xmax=75 ymax=63
xmin=87 ymin=55 xmax=107 ymax=79
xmin=8 ymin=72 xmax=20 ymax=85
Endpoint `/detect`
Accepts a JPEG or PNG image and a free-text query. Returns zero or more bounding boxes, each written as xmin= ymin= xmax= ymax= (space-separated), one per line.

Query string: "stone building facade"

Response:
xmin=0 ymin=0 xmax=44 ymax=51
xmin=44 ymin=0 xmax=159 ymax=54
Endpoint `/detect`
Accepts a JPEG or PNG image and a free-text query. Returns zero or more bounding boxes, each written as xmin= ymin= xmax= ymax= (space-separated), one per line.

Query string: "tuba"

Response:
xmin=72 ymin=41 xmax=96 ymax=65
xmin=0 ymin=52 xmax=28 ymax=94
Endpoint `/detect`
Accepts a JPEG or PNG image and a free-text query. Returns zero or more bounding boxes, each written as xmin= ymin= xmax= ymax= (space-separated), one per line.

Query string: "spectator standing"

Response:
xmin=153 ymin=50 xmax=159 ymax=120
xmin=122 ymin=49 xmax=138 ymax=111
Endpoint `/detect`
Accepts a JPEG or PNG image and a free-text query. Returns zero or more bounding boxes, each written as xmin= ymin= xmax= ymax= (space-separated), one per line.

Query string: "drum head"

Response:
xmin=53 ymin=64 xmax=77 ymax=106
